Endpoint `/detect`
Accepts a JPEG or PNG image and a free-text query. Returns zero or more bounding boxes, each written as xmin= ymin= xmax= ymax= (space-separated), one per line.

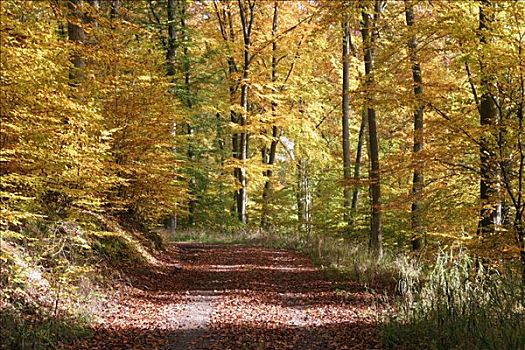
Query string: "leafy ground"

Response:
xmin=65 ymin=243 xmax=385 ymax=350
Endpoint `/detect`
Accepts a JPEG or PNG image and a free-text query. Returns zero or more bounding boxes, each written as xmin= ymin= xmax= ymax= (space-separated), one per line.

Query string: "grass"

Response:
xmin=381 ymin=249 xmax=525 ymax=350
xmin=0 ymin=303 xmax=91 ymax=350
xmin=167 ymin=226 xmax=299 ymax=247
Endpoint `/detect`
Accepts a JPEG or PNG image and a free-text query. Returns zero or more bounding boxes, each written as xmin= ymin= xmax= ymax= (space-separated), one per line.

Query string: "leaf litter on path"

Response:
xmin=65 ymin=243 xmax=385 ymax=350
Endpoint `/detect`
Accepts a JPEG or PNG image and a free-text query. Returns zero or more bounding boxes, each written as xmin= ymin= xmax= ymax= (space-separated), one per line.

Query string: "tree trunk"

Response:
xmin=361 ymin=1 xmax=382 ymax=259
xmin=477 ymin=0 xmax=500 ymax=236
xmin=512 ymin=99 xmax=524 ymax=281
xmin=236 ymin=0 xmax=255 ymax=224
xmin=342 ymin=14 xmax=352 ymax=227
xmin=517 ymin=75 xmax=525 ymax=283
xmin=405 ymin=0 xmax=425 ymax=250
xmin=179 ymin=0 xmax=196 ymax=225
xmin=215 ymin=112 xmax=227 ymax=216
xmin=261 ymin=1 xmax=280 ymax=230
xmin=516 ymin=214 xmax=525 ymax=284
xmin=166 ymin=0 xmax=178 ymax=233
xmin=297 ymin=158 xmax=312 ymax=235
xmin=224 ymin=4 xmax=241 ymax=219
xmin=166 ymin=0 xmax=177 ymax=77
xmin=68 ymin=0 xmax=87 ymax=85
xmin=350 ymin=109 xmax=367 ymax=226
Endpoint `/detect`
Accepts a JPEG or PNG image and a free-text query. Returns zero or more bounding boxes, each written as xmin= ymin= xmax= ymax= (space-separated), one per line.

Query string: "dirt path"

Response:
xmin=67 ymin=243 xmax=383 ymax=350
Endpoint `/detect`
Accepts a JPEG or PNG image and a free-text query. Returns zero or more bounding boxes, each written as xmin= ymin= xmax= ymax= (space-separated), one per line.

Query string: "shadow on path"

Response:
xmin=66 ymin=243 xmax=385 ymax=350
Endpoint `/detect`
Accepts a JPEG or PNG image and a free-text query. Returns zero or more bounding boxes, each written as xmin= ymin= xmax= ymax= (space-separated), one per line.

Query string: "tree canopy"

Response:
xmin=2 ymin=0 xmax=525 ymax=270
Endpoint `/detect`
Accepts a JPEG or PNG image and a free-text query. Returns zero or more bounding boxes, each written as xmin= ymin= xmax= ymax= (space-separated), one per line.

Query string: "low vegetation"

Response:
xmin=383 ymin=251 xmax=525 ymax=350
xmin=0 ymin=215 xmax=164 ymax=349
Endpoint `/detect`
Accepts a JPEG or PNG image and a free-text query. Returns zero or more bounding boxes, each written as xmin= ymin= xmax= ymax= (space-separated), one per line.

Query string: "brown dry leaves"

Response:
xmin=65 ymin=244 xmax=385 ymax=350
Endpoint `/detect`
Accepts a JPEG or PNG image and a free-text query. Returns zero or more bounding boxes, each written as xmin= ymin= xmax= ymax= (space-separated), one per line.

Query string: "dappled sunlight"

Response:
xmin=205 ymin=264 xmax=316 ymax=273
xmin=65 ymin=243 xmax=384 ymax=349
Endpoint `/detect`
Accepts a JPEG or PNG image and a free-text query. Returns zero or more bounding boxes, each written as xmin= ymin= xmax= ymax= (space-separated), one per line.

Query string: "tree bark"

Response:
xmin=477 ymin=0 xmax=500 ymax=236
xmin=213 ymin=1 xmax=241 ymax=219
xmin=350 ymin=109 xmax=367 ymax=225
xmin=297 ymin=158 xmax=312 ymax=235
xmin=68 ymin=0 xmax=87 ymax=85
xmin=165 ymin=0 xmax=178 ymax=233
xmin=361 ymin=0 xmax=382 ymax=259
xmin=516 ymin=52 xmax=525 ymax=282
xmin=405 ymin=0 xmax=425 ymax=250
xmin=499 ymin=86 xmax=525 ymax=281
xmin=516 ymin=213 xmax=525 ymax=284
xmin=342 ymin=13 xmax=352 ymax=227
xmin=166 ymin=0 xmax=177 ymax=77
xmin=236 ymin=0 xmax=255 ymax=224
xmin=261 ymin=1 xmax=280 ymax=230
xmin=179 ymin=0 xmax=196 ymax=225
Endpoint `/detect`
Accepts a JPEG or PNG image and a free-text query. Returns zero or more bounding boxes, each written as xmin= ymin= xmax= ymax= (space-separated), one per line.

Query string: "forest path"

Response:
xmin=67 ymin=243 xmax=383 ymax=350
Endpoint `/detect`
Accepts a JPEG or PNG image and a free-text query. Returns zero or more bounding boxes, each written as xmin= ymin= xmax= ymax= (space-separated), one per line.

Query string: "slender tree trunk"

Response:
xmin=496 ymin=28 xmax=525 ymax=282
xmin=350 ymin=109 xmax=367 ymax=225
xmin=68 ymin=0 xmax=86 ymax=86
xmin=512 ymin=97 xmax=524 ymax=281
xmin=214 ymin=2 xmax=241 ymax=219
xmin=342 ymin=14 xmax=352 ymax=227
xmin=297 ymin=158 xmax=312 ymax=235
xmin=223 ymin=4 xmax=241 ymax=218
xmin=405 ymin=0 xmax=425 ymax=250
xmin=179 ymin=0 xmax=196 ymax=225
xmin=517 ymin=59 xmax=525 ymax=282
xmin=236 ymin=0 xmax=255 ymax=224
xmin=477 ymin=0 xmax=500 ymax=236
xmin=166 ymin=0 xmax=177 ymax=77
xmin=165 ymin=0 xmax=178 ymax=234
xmin=361 ymin=1 xmax=382 ymax=259
xmin=516 ymin=214 xmax=525 ymax=284
xmin=261 ymin=1 xmax=280 ymax=230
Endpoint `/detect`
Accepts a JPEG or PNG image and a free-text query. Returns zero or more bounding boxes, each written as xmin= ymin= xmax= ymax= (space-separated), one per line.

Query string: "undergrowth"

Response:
xmin=0 ymin=214 xmax=163 ymax=350
xmin=382 ymin=249 xmax=525 ymax=350
xmin=0 ymin=303 xmax=90 ymax=350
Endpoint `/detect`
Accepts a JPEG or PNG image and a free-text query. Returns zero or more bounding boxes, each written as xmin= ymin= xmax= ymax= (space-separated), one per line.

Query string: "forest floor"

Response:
xmin=65 ymin=243 xmax=385 ymax=350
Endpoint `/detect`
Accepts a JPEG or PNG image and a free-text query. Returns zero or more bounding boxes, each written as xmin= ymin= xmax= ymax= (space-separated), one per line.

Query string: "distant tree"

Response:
xmin=342 ymin=10 xmax=352 ymax=228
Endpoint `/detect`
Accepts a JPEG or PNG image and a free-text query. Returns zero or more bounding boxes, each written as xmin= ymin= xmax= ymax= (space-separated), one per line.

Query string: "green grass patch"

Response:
xmin=381 ymin=251 xmax=525 ymax=350
xmin=0 ymin=304 xmax=90 ymax=350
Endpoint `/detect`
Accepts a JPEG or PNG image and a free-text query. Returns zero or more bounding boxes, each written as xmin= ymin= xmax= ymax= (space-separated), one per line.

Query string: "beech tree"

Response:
xmin=405 ymin=0 xmax=425 ymax=249
xmin=361 ymin=0 xmax=383 ymax=258
xmin=476 ymin=0 xmax=501 ymax=236
xmin=342 ymin=9 xmax=352 ymax=228
xmin=260 ymin=0 xmax=281 ymax=230
xmin=2 ymin=0 xmax=524 ymax=281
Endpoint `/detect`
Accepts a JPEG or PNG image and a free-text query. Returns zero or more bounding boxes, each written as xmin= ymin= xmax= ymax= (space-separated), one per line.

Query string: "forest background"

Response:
xmin=1 ymin=0 xmax=524 ymax=349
